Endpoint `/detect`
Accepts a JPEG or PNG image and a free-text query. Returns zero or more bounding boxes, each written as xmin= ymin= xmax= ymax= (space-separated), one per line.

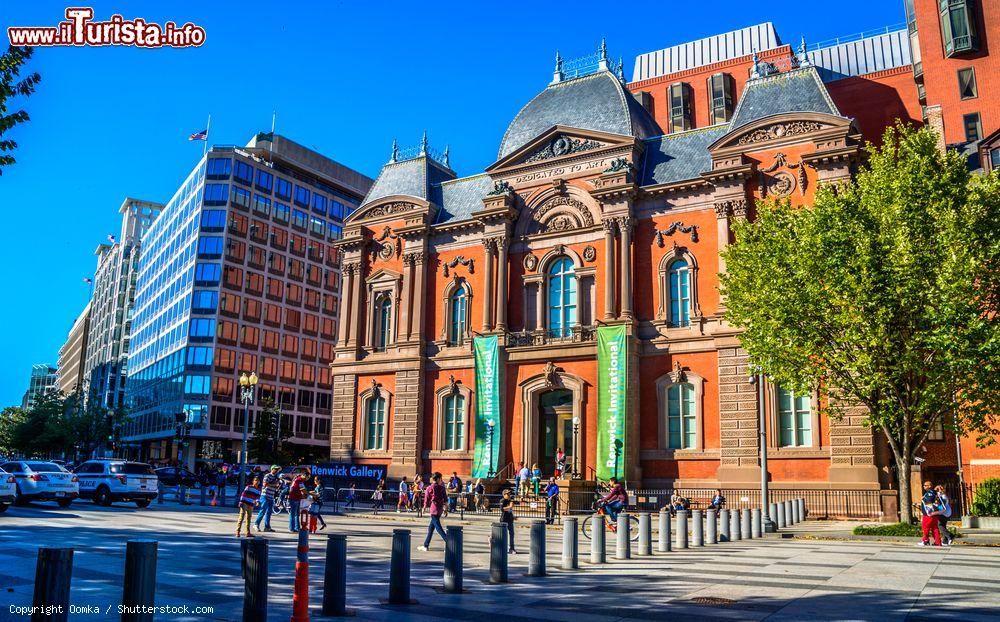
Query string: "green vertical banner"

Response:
xmin=472 ymin=335 xmax=500 ymax=478
xmin=596 ymin=324 xmax=629 ymax=481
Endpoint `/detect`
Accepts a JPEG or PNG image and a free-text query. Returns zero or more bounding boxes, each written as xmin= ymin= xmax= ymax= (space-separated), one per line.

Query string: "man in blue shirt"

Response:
xmin=544 ymin=477 xmax=560 ymax=524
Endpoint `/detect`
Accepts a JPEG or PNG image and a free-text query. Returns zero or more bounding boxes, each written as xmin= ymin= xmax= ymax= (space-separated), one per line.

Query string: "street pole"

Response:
xmin=486 ymin=419 xmax=495 ymax=478
xmin=754 ymin=372 xmax=776 ymax=533
xmin=572 ymin=416 xmax=580 ymax=479
xmin=238 ymin=372 xmax=259 ymax=495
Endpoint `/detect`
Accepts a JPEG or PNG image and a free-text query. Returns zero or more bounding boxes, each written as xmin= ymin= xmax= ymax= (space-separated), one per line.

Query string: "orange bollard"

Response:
xmin=290 ymin=528 xmax=309 ymax=622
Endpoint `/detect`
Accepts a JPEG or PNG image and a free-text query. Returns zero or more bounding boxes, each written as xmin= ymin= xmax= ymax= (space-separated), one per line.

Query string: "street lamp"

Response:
xmin=613 ymin=439 xmax=622 ymax=481
xmin=239 ymin=372 xmax=259 ymax=494
xmin=749 ymin=371 xmax=776 ymax=532
xmin=572 ymin=416 xmax=581 ymax=479
xmin=486 ymin=418 xmax=496 ymax=478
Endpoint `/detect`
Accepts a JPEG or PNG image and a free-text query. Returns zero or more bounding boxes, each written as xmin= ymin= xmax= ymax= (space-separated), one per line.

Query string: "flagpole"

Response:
xmin=203 ymin=113 xmax=211 ymax=156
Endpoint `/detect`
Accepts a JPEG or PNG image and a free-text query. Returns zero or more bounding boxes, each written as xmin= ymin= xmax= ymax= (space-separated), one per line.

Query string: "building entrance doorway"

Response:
xmin=538 ymin=389 xmax=574 ymax=475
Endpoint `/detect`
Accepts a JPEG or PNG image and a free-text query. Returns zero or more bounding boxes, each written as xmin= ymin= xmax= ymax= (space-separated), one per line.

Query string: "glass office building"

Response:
xmin=123 ymin=133 xmax=372 ymax=466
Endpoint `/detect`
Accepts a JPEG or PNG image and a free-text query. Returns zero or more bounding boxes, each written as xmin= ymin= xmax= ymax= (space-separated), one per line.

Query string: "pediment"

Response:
xmin=709 ymin=112 xmax=856 ymax=154
xmin=487 ymin=125 xmax=634 ymax=173
xmin=365 ymin=267 xmax=403 ymax=285
xmin=346 ymin=195 xmax=434 ymax=225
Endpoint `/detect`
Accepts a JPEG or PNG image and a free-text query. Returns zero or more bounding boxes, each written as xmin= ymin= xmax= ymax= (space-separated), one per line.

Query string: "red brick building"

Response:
xmin=328 ymin=7 xmax=998 ymax=516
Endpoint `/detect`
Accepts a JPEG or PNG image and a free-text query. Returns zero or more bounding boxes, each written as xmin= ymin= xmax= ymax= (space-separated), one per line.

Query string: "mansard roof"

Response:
xmin=497 ymin=70 xmax=661 ymax=160
xmin=362 ymin=155 xmax=456 ymax=205
xmin=640 ymin=125 xmax=730 ymax=186
xmin=730 ymin=66 xmax=840 ymax=129
xmin=431 ymin=174 xmax=494 ymax=225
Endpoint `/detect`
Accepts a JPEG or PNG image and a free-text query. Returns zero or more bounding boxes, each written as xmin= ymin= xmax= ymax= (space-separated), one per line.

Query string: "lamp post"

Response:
xmin=613 ymin=440 xmax=622 ymax=481
xmin=572 ymin=416 xmax=581 ymax=479
xmin=486 ymin=418 xmax=496 ymax=478
xmin=239 ymin=372 xmax=259 ymax=494
xmin=749 ymin=371 xmax=776 ymax=532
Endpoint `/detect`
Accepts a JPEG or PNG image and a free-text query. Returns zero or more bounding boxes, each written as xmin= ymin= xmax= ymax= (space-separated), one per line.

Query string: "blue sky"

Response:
xmin=0 ymin=1 xmax=904 ymax=406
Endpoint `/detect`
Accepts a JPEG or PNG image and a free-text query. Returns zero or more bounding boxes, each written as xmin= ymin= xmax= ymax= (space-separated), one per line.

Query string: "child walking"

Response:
xmin=236 ymin=475 xmax=262 ymax=538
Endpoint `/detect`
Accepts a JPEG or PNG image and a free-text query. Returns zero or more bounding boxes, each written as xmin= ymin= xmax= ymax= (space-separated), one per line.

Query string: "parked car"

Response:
xmin=0 ymin=466 xmax=16 ymax=512
xmin=0 ymin=460 xmax=79 ymax=507
xmin=74 ymin=460 xmax=158 ymax=508
xmin=154 ymin=467 xmax=199 ymax=488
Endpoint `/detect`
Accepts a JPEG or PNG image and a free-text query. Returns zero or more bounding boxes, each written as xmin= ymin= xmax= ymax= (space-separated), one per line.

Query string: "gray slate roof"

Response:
xmin=640 ymin=125 xmax=730 ymax=186
xmin=363 ymin=156 xmax=456 ymax=205
xmin=431 ymin=174 xmax=494 ymax=224
xmin=730 ymin=67 xmax=840 ymax=129
xmin=497 ymin=70 xmax=661 ymax=160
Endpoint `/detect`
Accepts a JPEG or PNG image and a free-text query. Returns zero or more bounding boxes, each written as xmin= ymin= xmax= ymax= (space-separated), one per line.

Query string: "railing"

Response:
xmin=505 ymin=325 xmax=597 ymax=348
xmin=807 ymin=23 xmax=907 ymax=51
xmin=331 ymin=487 xmax=558 ymax=521
xmin=616 ymin=488 xmax=883 ymax=520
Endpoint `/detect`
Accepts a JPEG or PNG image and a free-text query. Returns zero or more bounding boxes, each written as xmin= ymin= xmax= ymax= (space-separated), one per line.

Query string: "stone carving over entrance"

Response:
xmin=359 ymin=201 xmax=419 ymax=220
xmin=737 ymin=121 xmax=825 ymax=145
xmin=372 ymin=226 xmax=401 ymax=261
xmin=532 ymin=195 xmax=595 ymax=233
xmin=759 ymin=152 xmax=810 ymax=198
xmin=523 ymin=135 xmax=605 ymax=163
xmin=441 ymin=255 xmax=474 ymax=277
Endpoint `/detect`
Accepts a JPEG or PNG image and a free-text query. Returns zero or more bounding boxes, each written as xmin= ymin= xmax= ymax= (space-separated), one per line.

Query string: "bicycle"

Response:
xmin=581 ymin=500 xmax=639 ymax=541
xmin=271 ymin=486 xmax=289 ymax=514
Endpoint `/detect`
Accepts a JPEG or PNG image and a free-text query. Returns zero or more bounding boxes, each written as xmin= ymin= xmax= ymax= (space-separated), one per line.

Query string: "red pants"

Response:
xmin=308 ymin=515 xmax=317 ymax=533
xmin=921 ymin=515 xmax=941 ymax=545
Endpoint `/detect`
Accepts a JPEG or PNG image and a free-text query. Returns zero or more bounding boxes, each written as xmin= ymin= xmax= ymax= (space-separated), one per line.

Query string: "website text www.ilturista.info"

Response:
xmin=9 ymin=604 xmax=215 ymax=616
xmin=7 ymin=7 xmax=206 ymax=48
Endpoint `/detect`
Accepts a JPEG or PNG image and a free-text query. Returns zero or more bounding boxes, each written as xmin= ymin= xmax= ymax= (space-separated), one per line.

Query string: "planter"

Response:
xmin=963 ymin=515 xmax=1000 ymax=529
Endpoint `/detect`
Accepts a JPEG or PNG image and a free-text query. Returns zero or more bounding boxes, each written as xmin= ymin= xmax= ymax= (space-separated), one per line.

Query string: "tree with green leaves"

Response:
xmin=0 ymin=406 xmax=27 ymax=456
xmin=11 ymin=391 xmax=72 ymax=458
xmin=0 ymin=46 xmax=41 ymax=175
xmin=248 ymin=398 xmax=292 ymax=465
xmin=720 ymin=125 xmax=1000 ymax=523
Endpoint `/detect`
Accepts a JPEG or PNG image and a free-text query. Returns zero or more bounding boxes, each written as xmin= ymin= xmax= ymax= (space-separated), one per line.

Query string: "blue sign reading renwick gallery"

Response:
xmin=311 ymin=462 xmax=386 ymax=481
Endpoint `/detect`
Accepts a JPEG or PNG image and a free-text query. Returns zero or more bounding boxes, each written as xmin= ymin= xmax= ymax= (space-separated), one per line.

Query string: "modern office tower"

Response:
xmin=123 ymin=133 xmax=372 ymax=467
xmin=57 ymin=302 xmax=91 ymax=396
xmin=83 ymin=198 xmax=163 ymax=410
xmin=22 ymin=364 xmax=58 ymax=409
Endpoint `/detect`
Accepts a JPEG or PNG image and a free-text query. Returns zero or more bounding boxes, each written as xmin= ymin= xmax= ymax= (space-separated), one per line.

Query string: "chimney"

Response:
xmin=924 ymin=105 xmax=946 ymax=153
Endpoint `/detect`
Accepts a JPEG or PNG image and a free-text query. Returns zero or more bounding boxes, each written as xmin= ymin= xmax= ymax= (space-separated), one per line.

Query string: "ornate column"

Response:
xmin=409 ymin=252 xmax=426 ymax=341
xmin=482 ymin=238 xmax=495 ymax=332
xmin=618 ymin=216 xmax=634 ymax=321
xmin=534 ymin=282 xmax=544 ymax=331
xmin=399 ymin=254 xmax=414 ymax=342
xmin=603 ymin=219 xmax=617 ymax=320
xmin=714 ymin=198 xmax=746 ymax=313
xmin=495 ymin=236 xmax=509 ymax=333
xmin=337 ymin=263 xmax=355 ymax=347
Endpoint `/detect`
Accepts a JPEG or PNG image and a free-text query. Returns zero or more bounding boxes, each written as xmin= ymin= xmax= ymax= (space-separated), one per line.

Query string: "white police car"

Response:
xmin=74 ymin=460 xmax=158 ymax=508
xmin=0 ymin=460 xmax=79 ymax=507
xmin=0 ymin=466 xmax=16 ymax=512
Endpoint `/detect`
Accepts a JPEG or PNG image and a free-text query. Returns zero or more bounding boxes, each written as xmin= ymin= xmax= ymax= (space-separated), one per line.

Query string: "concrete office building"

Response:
xmin=22 ymin=364 xmax=58 ymax=409
xmin=57 ymin=302 xmax=91 ymax=396
xmin=83 ymin=198 xmax=163 ymax=410
xmin=123 ymin=133 xmax=372 ymax=467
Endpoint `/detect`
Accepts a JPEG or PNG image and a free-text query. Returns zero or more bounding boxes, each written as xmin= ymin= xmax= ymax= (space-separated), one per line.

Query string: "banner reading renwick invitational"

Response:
xmin=472 ymin=335 xmax=500 ymax=478
xmin=596 ymin=324 xmax=628 ymax=480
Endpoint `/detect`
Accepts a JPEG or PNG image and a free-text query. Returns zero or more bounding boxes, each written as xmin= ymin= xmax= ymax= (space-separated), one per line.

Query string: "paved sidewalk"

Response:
xmin=1 ymin=503 xmax=999 ymax=621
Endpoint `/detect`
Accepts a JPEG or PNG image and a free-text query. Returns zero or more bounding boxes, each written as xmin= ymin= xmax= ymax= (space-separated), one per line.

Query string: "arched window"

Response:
xmin=443 ymin=393 xmax=465 ymax=450
xmin=666 ymin=382 xmax=696 ymax=449
xmin=668 ymin=259 xmax=690 ymax=327
xmin=777 ymin=387 xmax=812 ymax=447
xmin=449 ymin=285 xmax=468 ymax=346
xmin=547 ymin=256 xmax=577 ymax=338
xmin=374 ymin=295 xmax=391 ymax=352
xmin=365 ymin=395 xmax=386 ymax=450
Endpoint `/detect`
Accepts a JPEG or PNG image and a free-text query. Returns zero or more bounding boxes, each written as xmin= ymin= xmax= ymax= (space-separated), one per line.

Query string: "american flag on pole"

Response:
xmin=83 ymin=277 xmax=93 ymax=284
xmin=189 ymin=129 xmax=208 ymax=141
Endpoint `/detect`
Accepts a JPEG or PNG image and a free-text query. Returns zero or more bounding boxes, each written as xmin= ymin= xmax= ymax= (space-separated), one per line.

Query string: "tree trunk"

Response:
xmin=897 ymin=455 xmax=913 ymax=524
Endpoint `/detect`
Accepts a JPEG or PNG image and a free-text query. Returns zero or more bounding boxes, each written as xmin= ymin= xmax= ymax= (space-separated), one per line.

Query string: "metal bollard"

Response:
xmin=388 ymin=529 xmax=415 ymax=604
xmin=706 ymin=509 xmax=717 ymax=544
xmin=562 ymin=518 xmax=578 ymax=569
xmin=637 ymin=513 xmax=651 ymax=555
xmin=675 ymin=510 xmax=689 ymax=549
xmin=241 ymin=537 xmax=268 ymax=622
xmin=615 ymin=514 xmax=631 ymax=559
xmin=793 ymin=499 xmax=801 ymax=524
xmin=444 ymin=526 xmax=463 ymax=594
xmin=752 ymin=508 xmax=763 ymax=539
xmin=784 ymin=500 xmax=794 ymax=525
xmin=658 ymin=510 xmax=672 ymax=552
xmin=490 ymin=523 xmax=509 ymax=583
xmin=741 ymin=508 xmax=753 ymax=540
xmin=590 ymin=515 xmax=606 ymax=563
xmin=692 ymin=510 xmax=704 ymax=547
xmin=777 ymin=501 xmax=786 ymax=528
xmin=122 ymin=540 xmax=157 ymax=622
xmin=32 ymin=547 xmax=73 ymax=622
xmin=323 ymin=534 xmax=349 ymax=615
xmin=730 ymin=508 xmax=742 ymax=541
xmin=769 ymin=502 xmax=779 ymax=529
xmin=528 ymin=520 xmax=546 ymax=577
xmin=719 ymin=509 xmax=730 ymax=542
xmin=798 ymin=498 xmax=806 ymax=522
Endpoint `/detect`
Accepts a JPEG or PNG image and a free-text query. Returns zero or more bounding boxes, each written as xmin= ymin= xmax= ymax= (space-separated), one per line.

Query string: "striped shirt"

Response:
xmin=239 ymin=485 xmax=261 ymax=505
xmin=262 ymin=473 xmax=280 ymax=499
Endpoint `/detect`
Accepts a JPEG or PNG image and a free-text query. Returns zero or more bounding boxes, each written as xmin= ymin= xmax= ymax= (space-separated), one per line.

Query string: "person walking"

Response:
xmin=345 ymin=482 xmax=357 ymax=510
xmin=417 ymin=473 xmax=448 ymax=551
xmin=309 ymin=476 xmax=327 ymax=532
xmin=397 ymin=476 xmax=410 ymax=513
xmin=516 ymin=462 xmax=530 ymax=499
xmin=215 ymin=466 xmax=228 ymax=505
xmin=919 ymin=481 xmax=943 ymax=547
xmin=447 ymin=472 xmax=462 ymax=512
xmin=531 ymin=463 xmax=542 ymax=496
xmin=544 ymin=477 xmax=560 ymax=524
xmin=373 ymin=479 xmax=385 ymax=512
xmin=934 ymin=485 xmax=954 ymax=546
xmin=236 ymin=475 xmax=262 ymax=538
xmin=501 ymin=488 xmax=518 ymax=554
xmin=413 ymin=475 xmax=425 ymax=517
xmin=474 ymin=479 xmax=486 ymax=512
xmin=287 ymin=469 xmax=309 ymax=532
xmin=254 ymin=465 xmax=282 ymax=532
